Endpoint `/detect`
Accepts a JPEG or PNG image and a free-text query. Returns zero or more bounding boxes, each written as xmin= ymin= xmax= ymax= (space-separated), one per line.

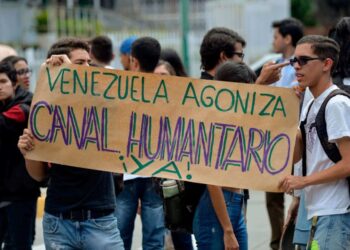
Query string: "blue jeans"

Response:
xmin=193 ymin=189 xmax=248 ymax=250
xmin=293 ymin=192 xmax=310 ymax=247
xmin=43 ymin=212 xmax=124 ymax=250
xmin=0 ymin=199 xmax=37 ymax=250
xmin=311 ymin=213 xmax=350 ymax=250
xmin=115 ymin=178 xmax=165 ymax=250
xmin=171 ymin=231 xmax=193 ymax=250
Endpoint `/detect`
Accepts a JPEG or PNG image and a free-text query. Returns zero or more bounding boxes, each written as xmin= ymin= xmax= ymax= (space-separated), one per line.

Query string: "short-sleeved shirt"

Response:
xmin=45 ymin=164 xmax=116 ymax=214
xmin=301 ymin=85 xmax=350 ymax=219
xmin=271 ymin=57 xmax=298 ymax=88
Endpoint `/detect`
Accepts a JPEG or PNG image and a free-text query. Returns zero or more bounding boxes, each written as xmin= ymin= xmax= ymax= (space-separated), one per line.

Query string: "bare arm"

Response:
xmin=18 ymin=129 xmax=49 ymax=182
xmin=284 ymin=196 xmax=300 ymax=228
xmin=303 ymin=137 xmax=350 ymax=185
xmin=293 ymin=129 xmax=303 ymax=164
xmin=279 ymin=137 xmax=350 ymax=192
xmin=207 ymin=185 xmax=239 ymax=250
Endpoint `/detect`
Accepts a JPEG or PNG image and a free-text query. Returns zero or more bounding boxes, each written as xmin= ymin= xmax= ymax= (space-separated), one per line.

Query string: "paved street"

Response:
xmin=33 ymin=191 xmax=291 ymax=250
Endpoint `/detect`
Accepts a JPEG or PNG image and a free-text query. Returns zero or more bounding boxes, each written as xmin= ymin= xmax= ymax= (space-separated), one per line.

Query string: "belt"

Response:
xmin=54 ymin=209 xmax=114 ymax=222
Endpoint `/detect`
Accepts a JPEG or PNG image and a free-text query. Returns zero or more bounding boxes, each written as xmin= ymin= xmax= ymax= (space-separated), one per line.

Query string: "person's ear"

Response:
xmin=323 ymin=58 xmax=334 ymax=72
xmin=219 ymin=51 xmax=229 ymax=63
xmin=130 ymin=56 xmax=140 ymax=71
xmin=284 ymin=34 xmax=292 ymax=46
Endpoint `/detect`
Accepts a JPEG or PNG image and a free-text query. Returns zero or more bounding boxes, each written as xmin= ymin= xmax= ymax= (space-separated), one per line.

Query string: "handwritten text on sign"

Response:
xmin=27 ymin=65 xmax=299 ymax=191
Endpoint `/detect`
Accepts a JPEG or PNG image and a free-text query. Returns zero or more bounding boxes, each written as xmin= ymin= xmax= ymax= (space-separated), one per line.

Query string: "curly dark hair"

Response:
xmin=47 ymin=37 xmax=90 ymax=59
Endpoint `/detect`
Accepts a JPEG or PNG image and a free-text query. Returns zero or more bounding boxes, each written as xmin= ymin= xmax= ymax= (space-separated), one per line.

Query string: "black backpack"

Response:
xmin=300 ymin=88 xmax=350 ymax=193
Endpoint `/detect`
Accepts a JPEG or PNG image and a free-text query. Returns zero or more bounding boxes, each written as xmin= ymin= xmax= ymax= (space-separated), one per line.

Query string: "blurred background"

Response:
xmin=0 ymin=0 xmax=349 ymax=91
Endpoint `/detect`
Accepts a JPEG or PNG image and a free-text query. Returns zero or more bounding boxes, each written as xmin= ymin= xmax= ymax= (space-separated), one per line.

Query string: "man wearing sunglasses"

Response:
xmin=279 ymin=35 xmax=350 ymax=250
xmin=266 ymin=18 xmax=304 ymax=250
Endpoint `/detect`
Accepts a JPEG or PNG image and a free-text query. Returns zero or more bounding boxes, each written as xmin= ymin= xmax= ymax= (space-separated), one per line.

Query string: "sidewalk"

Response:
xmin=34 ymin=191 xmax=291 ymax=250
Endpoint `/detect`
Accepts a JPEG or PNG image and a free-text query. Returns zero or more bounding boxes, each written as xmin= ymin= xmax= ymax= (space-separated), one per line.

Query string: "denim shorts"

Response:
xmin=311 ymin=213 xmax=350 ymax=250
xmin=43 ymin=212 xmax=124 ymax=250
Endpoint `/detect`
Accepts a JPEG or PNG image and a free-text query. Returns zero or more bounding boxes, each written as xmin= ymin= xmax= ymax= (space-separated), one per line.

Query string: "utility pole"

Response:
xmin=180 ymin=0 xmax=189 ymax=73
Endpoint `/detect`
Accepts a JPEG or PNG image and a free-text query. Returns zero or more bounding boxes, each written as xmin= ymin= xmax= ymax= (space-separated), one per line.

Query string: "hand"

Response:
xmin=18 ymin=128 xmax=35 ymax=156
xmin=293 ymin=85 xmax=306 ymax=100
xmin=255 ymin=61 xmax=289 ymax=85
xmin=224 ymin=230 xmax=239 ymax=250
xmin=278 ymin=175 xmax=307 ymax=194
xmin=46 ymin=54 xmax=72 ymax=66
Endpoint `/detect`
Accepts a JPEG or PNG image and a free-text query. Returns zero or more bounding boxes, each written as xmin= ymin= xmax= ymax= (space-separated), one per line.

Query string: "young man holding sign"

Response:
xmin=18 ymin=38 xmax=124 ymax=250
xmin=280 ymin=35 xmax=350 ymax=249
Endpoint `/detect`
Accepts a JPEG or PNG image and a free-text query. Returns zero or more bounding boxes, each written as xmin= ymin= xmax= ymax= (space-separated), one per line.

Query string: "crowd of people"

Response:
xmin=0 ymin=16 xmax=350 ymax=250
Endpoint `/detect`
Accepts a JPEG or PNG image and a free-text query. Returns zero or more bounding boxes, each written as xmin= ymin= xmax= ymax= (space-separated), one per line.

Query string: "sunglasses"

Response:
xmin=289 ymin=56 xmax=324 ymax=67
xmin=233 ymin=52 xmax=245 ymax=59
xmin=16 ymin=68 xmax=32 ymax=76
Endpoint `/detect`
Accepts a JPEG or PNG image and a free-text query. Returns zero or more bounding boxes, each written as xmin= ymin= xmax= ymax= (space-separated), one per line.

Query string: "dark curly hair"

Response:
xmin=200 ymin=27 xmax=246 ymax=71
xmin=329 ymin=17 xmax=350 ymax=78
xmin=47 ymin=37 xmax=90 ymax=59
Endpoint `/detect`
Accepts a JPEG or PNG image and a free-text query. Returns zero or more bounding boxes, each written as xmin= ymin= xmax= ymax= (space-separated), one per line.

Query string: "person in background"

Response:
xmin=160 ymin=48 xmax=187 ymax=77
xmin=119 ymin=36 xmax=137 ymax=70
xmin=2 ymin=56 xmax=32 ymax=90
xmin=329 ymin=17 xmax=350 ymax=91
xmin=0 ymin=45 xmax=17 ymax=61
xmin=116 ymin=37 xmax=165 ymax=250
xmin=193 ymin=61 xmax=257 ymax=250
xmin=89 ymin=35 xmax=115 ymax=68
xmin=193 ymin=28 xmax=248 ymax=250
xmin=267 ymin=17 xmax=304 ymax=250
xmin=0 ymin=61 xmax=40 ymax=250
xmin=270 ymin=18 xmax=304 ymax=88
xmin=154 ymin=59 xmax=194 ymax=250
xmin=154 ymin=60 xmax=176 ymax=76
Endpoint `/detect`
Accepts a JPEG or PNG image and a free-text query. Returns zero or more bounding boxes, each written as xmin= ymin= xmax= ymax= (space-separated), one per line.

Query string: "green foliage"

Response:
xmin=56 ymin=18 xmax=103 ymax=37
xmin=36 ymin=9 xmax=49 ymax=33
xmin=291 ymin=0 xmax=317 ymax=27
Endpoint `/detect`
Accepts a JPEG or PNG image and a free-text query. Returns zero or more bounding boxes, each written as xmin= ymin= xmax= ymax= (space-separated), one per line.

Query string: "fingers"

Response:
xmin=46 ymin=54 xmax=71 ymax=66
xmin=278 ymin=176 xmax=294 ymax=193
xmin=18 ymin=128 xmax=35 ymax=155
xmin=269 ymin=61 xmax=290 ymax=70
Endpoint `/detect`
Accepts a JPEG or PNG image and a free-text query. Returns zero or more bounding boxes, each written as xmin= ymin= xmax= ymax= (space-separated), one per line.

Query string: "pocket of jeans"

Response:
xmin=43 ymin=214 xmax=59 ymax=234
xmin=92 ymin=215 xmax=118 ymax=231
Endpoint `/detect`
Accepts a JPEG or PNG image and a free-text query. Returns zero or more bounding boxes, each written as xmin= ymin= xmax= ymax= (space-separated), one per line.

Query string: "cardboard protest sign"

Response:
xmin=27 ymin=64 xmax=299 ymax=191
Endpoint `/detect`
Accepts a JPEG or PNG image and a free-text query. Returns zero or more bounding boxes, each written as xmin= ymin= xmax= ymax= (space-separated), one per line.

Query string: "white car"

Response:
xmin=250 ymin=53 xmax=281 ymax=76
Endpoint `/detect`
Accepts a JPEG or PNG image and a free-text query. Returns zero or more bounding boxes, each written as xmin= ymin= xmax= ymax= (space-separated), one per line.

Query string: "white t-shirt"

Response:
xmin=301 ymin=85 xmax=350 ymax=219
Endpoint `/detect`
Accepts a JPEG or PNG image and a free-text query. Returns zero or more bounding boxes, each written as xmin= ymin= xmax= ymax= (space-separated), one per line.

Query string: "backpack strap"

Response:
xmin=300 ymin=101 xmax=314 ymax=176
xmin=315 ymin=89 xmax=350 ymax=163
